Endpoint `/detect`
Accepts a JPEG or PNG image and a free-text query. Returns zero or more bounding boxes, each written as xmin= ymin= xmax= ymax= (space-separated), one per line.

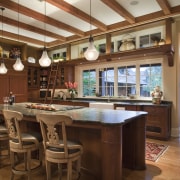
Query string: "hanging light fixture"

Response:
xmin=84 ymin=0 xmax=99 ymax=61
xmin=0 ymin=7 xmax=8 ymax=74
xmin=13 ymin=0 xmax=24 ymax=71
xmin=39 ymin=0 xmax=51 ymax=67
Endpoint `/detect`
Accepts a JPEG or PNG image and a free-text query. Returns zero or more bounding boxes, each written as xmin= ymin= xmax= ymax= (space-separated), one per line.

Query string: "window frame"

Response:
xmin=78 ymin=58 xmax=163 ymax=100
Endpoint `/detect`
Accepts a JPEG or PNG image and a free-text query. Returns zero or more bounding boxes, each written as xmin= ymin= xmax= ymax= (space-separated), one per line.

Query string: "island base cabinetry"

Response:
xmin=20 ymin=114 xmax=146 ymax=180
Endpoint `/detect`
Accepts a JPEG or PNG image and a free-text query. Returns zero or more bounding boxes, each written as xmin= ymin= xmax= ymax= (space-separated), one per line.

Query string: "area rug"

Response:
xmin=145 ymin=142 xmax=168 ymax=162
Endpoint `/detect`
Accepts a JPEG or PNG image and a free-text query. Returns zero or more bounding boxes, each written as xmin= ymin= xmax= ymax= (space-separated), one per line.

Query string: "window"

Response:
xmin=82 ymin=69 xmax=96 ymax=96
xmin=140 ymin=32 xmax=161 ymax=48
xmin=81 ymin=60 xmax=162 ymax=99
xmin=118 ymin=66 xmax=136 ymax=96
xmin=140 ymin=63 xmax=162 ymax=97
xmin=99 ymin=67 xmax=114 ymax=96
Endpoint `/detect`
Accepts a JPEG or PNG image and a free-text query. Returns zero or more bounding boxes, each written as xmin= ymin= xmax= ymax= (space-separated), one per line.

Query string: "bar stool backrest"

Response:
xmin=2 ymin=110 xmax=23 ymax=148
xmin=36 ymin=114 xmax=73 ymax=158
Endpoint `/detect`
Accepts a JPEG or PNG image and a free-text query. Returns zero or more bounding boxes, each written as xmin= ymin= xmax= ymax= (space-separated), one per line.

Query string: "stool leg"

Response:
xmin=76 ymin=158 xmax=81 ymax=180
xmin=10 ymin=151 xmax=14 ymax=180
xmin=67 ymin=161 xmax=72 ymax=180
xmin=27 ymin=150 xmax=31 ymax=180
xmin=46 ymin=160 xmax=51 ymax=180
xmin=58 ymin=163 xmax=62 ymax=180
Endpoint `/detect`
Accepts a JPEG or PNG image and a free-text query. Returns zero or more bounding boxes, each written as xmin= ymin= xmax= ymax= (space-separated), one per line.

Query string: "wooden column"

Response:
xmin=106 ymin=34 xmax=111 ymax=54
xmin=165 ymin=18 xmax=173 ymax=44
xmin=66 ymin=44 xmax=71 ymax=61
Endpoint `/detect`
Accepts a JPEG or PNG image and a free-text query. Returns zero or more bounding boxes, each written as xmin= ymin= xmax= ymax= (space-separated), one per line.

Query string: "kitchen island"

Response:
xmin=0 ymin=103 xmax=147 ymax=180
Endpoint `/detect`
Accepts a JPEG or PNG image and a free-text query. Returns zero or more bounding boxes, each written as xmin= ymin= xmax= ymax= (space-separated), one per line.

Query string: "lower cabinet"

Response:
xmin=115 ymin=103 xmax=171 ymax=140
xmin=58 ymin=100 xmax=89 ymax=107
xmin=143 ymin=105 xmax=171 ymax=140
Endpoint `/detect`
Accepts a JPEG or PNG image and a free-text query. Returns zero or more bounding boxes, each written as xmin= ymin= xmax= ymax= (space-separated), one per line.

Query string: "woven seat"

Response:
xmin=2 ymin=109 xmax=43 ymax=180
xmin=36 ymin=113 xmax=83 ymax=180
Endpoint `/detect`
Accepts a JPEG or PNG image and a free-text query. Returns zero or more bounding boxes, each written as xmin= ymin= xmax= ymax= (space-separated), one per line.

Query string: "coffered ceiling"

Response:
xmin=0 ymin=0 xmax=180 ymax=49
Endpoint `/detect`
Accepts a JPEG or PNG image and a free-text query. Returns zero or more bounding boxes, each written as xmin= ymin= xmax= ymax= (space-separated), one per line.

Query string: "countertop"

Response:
xmin=0 ymin=103 xmax=147 ymax=125
xmin=51 ymin=97 xmax=172 ymax=106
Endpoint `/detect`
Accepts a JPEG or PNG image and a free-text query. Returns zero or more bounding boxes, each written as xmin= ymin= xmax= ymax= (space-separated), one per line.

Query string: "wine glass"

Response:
xmin=3 ymin=97 xmax=9 ymax=106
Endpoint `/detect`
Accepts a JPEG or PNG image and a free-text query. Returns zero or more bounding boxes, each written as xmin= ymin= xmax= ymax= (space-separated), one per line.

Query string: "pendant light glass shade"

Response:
xmin=84 ymin=0 xmax=99 ymax=61
xmin=13 ymin=0 xmax=24 ymax=72
xmin=0 ymin=62 xmax=8 ymax=74
xmin=0 ymin=7 xmax=8 ymax=74
xmin=39 ymin=0 xmax=51 ymax=67
xmin=84 ymin=36 xmax=99 ymax=61
xmin=13 ymin=57 xmax=24 ymax=71
xmin=39 ymin=48 xmax=51 ymax=67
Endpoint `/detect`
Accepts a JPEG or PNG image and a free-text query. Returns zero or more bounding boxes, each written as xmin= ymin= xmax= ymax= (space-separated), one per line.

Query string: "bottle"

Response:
xmin=9 ymin=92 xmax=15 ymax=105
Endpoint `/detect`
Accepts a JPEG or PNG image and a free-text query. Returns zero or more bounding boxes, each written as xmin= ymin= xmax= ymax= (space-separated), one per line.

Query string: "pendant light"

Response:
xmin=39 ymin=0 xmax=51 ymax=67
xmin=13 ymin=0 xmax=24 ymax=71
xmin=0 ymin=7 xmax=8 ymax=74
xmin=84 ymin=0 xmax=99 ymax=61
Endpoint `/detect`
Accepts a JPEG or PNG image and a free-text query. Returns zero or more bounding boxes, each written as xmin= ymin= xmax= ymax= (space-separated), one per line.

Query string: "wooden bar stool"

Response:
xmin=2 ymin=109 xmax=43 ymax=180
xmin=36 ymin=113 xmax=83 ymax=180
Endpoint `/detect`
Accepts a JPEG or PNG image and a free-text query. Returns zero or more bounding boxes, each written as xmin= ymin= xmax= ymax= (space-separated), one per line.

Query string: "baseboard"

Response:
xmin=171 ymin=127 xmax=180 ymax=137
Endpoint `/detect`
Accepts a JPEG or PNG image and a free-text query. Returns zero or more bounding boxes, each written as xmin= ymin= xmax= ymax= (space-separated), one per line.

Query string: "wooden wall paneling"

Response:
xmin=0 ymin=75 xmax=10 ymax=103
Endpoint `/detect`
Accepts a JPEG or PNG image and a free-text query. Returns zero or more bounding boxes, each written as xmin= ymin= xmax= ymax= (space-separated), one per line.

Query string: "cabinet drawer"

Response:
xmin=143 ymin=106 xmax=165 ymax=115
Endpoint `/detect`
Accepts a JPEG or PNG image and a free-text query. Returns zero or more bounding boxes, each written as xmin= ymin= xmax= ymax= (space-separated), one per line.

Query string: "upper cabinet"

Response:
xmin=39 ymin=64 xmax=74 ymax=89
xmin=28 ymin=66 xmax=40 ymax=89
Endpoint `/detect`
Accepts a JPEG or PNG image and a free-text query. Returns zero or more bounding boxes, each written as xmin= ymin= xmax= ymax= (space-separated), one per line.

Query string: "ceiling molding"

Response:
xmin=0 ymin=0 xmax=179 ymax=48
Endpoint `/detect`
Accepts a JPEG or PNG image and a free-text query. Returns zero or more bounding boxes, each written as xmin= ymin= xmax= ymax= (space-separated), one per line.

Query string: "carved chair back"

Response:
xmin=36 ymin=114 xmax=73 ymax=158
xmin=2 ymin=110 xmax=23 ymax=148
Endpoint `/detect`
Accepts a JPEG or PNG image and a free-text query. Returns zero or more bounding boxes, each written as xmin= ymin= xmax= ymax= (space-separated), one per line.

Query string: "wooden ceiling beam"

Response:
xmin=0 ymin=15 xmax=66 ymax=41
xmin=47 ymin=0 xmax=107 ymax=31
xmin=101 ymin=0 xmax=135 ymax=24
xmin=49 ymin=8 xmax=179 ymax=48
xmin=1 ymin=30 xmax=44 ymax=46
xmin=0 ymin=0 xmax=84 ymax=37
xmin=156 ymin=0 xmax=171 ymax=15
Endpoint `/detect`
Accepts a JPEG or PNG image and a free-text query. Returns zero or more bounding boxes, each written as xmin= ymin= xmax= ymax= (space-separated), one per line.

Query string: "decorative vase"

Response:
xmin=151 ymin=86 xmax=163 ymax=104
xmin=119 ymin=39 xmax=136 ymax=51
xmin=71 ymin=93 xmax=75 ymax=99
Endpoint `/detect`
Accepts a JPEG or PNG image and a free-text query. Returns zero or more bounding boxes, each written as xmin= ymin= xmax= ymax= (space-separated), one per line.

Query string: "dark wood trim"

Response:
xmin=63 ymin=44 xmax=174 ymax=67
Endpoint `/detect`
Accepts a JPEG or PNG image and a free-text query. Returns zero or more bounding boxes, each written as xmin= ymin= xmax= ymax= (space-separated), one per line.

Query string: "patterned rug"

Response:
xmin=145 ymin=142 xmax=168 ymax=162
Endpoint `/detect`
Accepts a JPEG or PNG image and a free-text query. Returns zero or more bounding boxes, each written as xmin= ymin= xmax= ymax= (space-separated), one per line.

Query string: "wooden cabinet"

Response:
xmin=115 ymin=103 xmax=171 ymax=140
xmin=143 ymin=105 xmax=171 ymax=140
xmin=28 ymin=66 xmax=40 ymax=88
xmin=40 ymin=65 xmax=74 ymax=89
xmin=114 ymin=104 xmax=142 ymax=111
xmin=40 ymin=68 xmax=49 ymax=89
xmin=0 ymin=70 xmax=28 ymax=103
xmin=58 ymin=100 xmax=89 ymax=107
xmin=59 ymin=65 xmax=74 ymax=88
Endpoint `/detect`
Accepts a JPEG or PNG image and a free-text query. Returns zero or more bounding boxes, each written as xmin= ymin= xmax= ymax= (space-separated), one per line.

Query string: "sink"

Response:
xmin=89 ymin=102 xmax=114 ymax=109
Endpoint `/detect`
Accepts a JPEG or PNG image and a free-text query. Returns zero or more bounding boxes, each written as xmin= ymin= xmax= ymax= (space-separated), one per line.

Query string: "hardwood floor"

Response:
xmin=0 ymin=137 xmax=180 ymax=180
xmin=123 ymin=137 xmax=180 ymax=180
